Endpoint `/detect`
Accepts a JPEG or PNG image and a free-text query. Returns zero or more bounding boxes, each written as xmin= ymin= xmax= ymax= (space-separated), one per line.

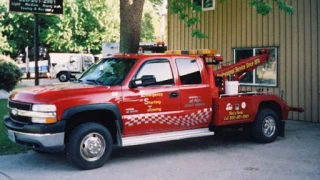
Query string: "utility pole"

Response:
xmin=34 ymin=14 xmax=39 ymax=86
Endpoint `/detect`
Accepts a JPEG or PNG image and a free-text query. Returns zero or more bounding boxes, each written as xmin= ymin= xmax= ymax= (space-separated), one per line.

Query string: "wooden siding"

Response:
xmin=167 ymin=0 xmax=320 ymax=122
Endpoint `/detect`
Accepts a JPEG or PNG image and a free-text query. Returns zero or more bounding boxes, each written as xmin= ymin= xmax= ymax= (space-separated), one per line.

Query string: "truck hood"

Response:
xmin=9 ymin=82 xmax=116 ymax=104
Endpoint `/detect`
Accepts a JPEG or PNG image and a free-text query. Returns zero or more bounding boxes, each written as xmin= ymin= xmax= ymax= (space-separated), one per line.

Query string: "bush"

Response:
xmin=0 ymin=55 xmax=22 ymax=92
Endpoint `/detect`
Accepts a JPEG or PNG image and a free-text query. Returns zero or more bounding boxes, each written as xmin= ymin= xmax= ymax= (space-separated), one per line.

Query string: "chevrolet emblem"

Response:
xmin=12 ymin=109 xmax=18 ymax=116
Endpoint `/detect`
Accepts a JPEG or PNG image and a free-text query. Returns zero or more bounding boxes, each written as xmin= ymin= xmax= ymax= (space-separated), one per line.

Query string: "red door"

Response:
xmin=175 ymin=58 xmax=212 ymax=130
xmin=121 ymin=59 xmax=181 ymax=136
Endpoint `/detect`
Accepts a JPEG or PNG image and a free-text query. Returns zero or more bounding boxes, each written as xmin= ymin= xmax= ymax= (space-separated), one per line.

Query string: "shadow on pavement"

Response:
xmin=3 ymin=129 xmax=253 ymax=171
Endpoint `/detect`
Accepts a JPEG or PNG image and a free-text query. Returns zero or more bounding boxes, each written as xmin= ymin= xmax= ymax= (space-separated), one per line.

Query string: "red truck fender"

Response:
xmin=61 ymin=103 xmax=123 ymax=146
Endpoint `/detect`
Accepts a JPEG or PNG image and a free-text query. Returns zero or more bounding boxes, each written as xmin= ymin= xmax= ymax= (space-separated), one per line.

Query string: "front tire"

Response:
xmin=58 ymin=72 xmax=68 ymax=82
xmin=251 ymin=109 xmax=279 ymax=143
xmin=66 ymin=123 xmax=113 ymax=170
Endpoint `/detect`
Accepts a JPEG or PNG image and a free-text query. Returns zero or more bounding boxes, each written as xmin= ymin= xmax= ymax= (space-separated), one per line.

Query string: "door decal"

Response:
xmin=124 ymin=108 xmax=212 ymax=127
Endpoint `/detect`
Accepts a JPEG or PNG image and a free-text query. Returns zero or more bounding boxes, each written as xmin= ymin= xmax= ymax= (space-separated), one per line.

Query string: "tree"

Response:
xmin=119 ymin=0 xmax=294 ymax=52
xmin=141 ymin=12 xmax=156 ymax=42
xmin=0 ymin=4 xmax=11 ymax=55
xmin=120 ymin=0 xmax=145 ymax=53
xmin=44 ymin=0 xmax=120 ymax=54
xmin=0 ymin=26 xmax=11 ymax=55
xmin=0 ymin=0 xmax=121 ymax=56
xmin=0 ymin=3 xmax=34 ymax=57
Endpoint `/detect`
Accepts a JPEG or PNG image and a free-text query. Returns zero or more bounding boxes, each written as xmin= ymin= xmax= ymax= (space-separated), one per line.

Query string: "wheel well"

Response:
xmin=65 ymin=110 xmax=119 ymax=145
xmin=258 ymin=101 xmax=282 ymax=120
xmin=56 ymin=71 xmax=63 ymax=78
xmin=56 ymin=71 xmax=69 ymax=78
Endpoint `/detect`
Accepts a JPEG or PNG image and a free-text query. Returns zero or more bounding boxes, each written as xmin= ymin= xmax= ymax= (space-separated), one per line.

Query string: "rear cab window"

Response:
xmin=175 ymin=58 xmax=202 ymax=85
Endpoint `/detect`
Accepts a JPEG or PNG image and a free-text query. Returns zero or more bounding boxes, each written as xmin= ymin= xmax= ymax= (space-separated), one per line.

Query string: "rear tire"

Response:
xmin=252 ymin=109 xmax=279 ymax=143
xmin=66 ymin=123 xmax=113 ymax=170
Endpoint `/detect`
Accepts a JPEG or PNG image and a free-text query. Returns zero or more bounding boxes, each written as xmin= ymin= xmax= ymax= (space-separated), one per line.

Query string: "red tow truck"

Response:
xmin=3 ymin=49 xmax=303 ymax=169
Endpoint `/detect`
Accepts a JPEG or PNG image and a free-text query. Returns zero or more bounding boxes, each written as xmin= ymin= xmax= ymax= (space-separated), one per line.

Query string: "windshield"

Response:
xmin=79 ymin=58 xmax=137 ymax=85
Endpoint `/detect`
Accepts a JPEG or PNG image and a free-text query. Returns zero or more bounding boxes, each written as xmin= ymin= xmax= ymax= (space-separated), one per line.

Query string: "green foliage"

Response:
xmin=44 ymin=0 xmax=121 ymax=54
xmin=192 ymin=29 xmax=208 ymax=39
xmin=179 ymin=13 xmax=188 ymax=20
xmin=220 ymin=0 xmax=294 ymax=15
xmin=0 ymin=0 xmax=161 ymax=56
xmin=0 ymin=56 xmax=22 ymax=92
xmin=141 ymin=12 xmax=156 ymax=42
xmin=0 ymin=4 xmax=34 ymax=57
xmin=249 ymin=0 xmax=274 ymax=16
xmin=0 ymin=26 xmax=11 ymax=55
xmin=169 ymin=0 xmax=187 ymax=14
xmin=186 ymin=17 xmax=201 ymax=27
xmin=191 ymin=3 xmax=203 ymax=13
xmin=273 ymin=0 xmax=295 ymax=15
xmin=0 ymin=7 xmax=11 ymax=55
xmin=149 ymin=0 xmax=162 ymax=5
xmin=169 ymin=0 xmax=295 ymax=39
xmin=168 ymin=0 xmax=206 ymax=38
xmin=0 ymin=0 xmax=121 ymax=55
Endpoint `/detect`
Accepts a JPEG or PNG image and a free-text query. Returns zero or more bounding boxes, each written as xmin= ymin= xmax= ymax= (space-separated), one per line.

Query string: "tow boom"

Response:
xmin=214 ymin=49 xmax=270 ymax=81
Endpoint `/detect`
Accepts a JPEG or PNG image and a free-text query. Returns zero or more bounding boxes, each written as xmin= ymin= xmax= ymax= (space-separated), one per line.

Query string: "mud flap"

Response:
xmin=279 ymin=121 xmax=286 ymax=137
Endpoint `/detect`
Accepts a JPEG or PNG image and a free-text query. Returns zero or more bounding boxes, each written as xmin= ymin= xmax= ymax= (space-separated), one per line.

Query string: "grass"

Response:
xmin=0 ymin=99 xmax=27 ymax=155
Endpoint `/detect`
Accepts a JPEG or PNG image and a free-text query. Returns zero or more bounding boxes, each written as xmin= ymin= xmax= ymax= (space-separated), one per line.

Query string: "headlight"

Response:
xmin=32 ymin=104 xmax=56 ymax=112
xmin=32 ymin=117 xmax=57 ymax=124
xmin=31 ymin=104 xmax=57 ymax=124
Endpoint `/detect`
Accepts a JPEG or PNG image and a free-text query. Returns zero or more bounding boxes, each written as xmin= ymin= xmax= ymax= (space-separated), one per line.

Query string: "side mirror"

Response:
xmin=130 ymin=75 xmax=156 ymax=88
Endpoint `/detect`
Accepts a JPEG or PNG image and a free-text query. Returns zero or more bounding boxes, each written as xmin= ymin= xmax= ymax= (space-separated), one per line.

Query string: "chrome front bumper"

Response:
xmin=6 ymin=129 xmax=65 ymax=152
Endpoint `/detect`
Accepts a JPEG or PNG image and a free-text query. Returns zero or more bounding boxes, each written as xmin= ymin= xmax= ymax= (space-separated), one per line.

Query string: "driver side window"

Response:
xmin=136 ymin=60 xmax=174 ymax=86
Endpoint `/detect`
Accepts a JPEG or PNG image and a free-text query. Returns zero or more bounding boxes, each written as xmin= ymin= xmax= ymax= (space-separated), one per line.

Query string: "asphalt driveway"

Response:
xmin=0 ymin=120 xmax=319 ymax=180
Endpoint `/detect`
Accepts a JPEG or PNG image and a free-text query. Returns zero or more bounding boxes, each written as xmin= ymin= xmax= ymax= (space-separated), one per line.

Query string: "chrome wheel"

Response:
xmin=262 ymin=116 xmax=276 ymax=137
xmin=67 ymin=123 xmax=113 ymax=169
xmin=80 ymin=133 xmax=106 ymax=162
xmin=252 ymin=109 xmax=279 ymax=143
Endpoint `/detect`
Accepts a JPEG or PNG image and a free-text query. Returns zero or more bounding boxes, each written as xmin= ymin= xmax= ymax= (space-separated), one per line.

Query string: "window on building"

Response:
xmin=192 ymin=0 xmax=215 ymax=11
xmin=135 ymin=60 xmax=174 ymax=86
xmin=233 ymin=47 xmax=278 ymax=87
xmin=176 ymin=58 xmax=202 ymax=85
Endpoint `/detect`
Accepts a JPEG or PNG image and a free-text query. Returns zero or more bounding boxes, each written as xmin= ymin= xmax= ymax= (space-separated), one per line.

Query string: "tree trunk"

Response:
xmin=120 ymin=0 xmax=145 ymax=53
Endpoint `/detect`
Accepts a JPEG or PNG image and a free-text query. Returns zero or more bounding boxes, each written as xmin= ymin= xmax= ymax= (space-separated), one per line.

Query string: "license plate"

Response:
xmin=7 ymin=130 xmax=16 ymax=143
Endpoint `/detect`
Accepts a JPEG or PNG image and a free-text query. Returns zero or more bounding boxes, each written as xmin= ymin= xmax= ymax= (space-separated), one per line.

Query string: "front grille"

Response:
xmin=8 ymin=101 xmax=32 ymax=111
xmin=10 ymin=113 xmax=31 ymax=124
xmin=8 ymin=101 xmax=32 ymax=124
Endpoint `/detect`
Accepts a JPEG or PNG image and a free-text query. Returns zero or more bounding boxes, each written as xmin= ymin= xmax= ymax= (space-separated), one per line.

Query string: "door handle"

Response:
xmin=169 ymin=92 xmax=179 ymax=98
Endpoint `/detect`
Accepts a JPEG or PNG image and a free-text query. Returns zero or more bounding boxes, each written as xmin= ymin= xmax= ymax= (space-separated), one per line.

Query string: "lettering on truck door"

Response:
xmin=175 ymin=58 xmax=212 ymax=130
xmin=122 ymin=59 xmax=181 ymax=136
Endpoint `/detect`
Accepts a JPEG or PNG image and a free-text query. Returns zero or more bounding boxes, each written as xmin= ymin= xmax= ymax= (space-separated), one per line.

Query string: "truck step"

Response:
xmin=122 ymin=128 xmax=214 ymax=147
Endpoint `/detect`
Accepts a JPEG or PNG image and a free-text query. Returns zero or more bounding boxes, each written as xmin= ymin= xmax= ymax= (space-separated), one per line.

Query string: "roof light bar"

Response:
xmin=164 ymin=49 xmax=218 ymax=55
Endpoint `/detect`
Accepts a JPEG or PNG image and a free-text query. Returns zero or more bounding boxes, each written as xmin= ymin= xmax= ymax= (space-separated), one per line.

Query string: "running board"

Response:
xmin=122 ymin=128 xmax=214 ymax=147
